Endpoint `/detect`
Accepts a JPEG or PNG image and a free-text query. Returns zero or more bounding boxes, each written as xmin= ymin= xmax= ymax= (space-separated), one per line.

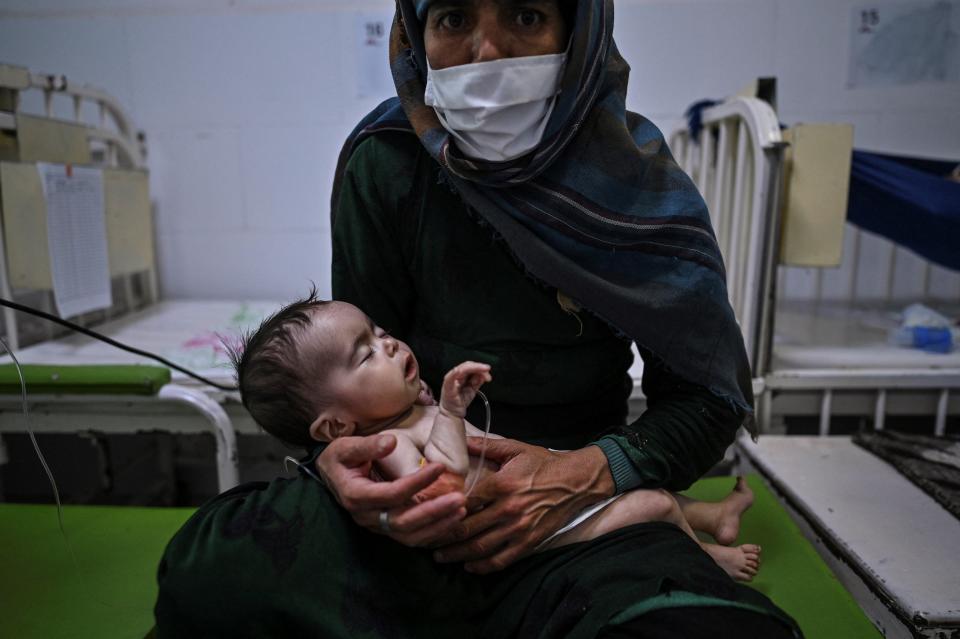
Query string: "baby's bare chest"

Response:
xmin=380 ymin=407 xmax=491 ymax=450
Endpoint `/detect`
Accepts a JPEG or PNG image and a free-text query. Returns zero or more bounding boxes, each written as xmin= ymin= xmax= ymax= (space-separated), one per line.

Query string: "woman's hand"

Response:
xmin=316 ymin=433 xmax=467 ymax=547
xmin=434 ymin=437 xmax=615 ymax=574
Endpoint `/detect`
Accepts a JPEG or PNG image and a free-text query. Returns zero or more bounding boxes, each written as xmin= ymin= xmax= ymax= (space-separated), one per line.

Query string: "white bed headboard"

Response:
xmin=0 ymin=63 xmax=157 ymax=352
xmin=668 ymin=97 xmax=786 ymax=375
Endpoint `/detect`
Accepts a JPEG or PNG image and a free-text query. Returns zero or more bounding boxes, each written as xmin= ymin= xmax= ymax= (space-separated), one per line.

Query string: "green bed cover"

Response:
xmin=0 ymin=475 xmax=879 ymax=639
xmin=0 ymin=364 xmax=171 ymax=395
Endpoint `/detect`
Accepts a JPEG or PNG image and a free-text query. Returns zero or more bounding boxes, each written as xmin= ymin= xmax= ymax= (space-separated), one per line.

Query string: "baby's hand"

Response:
xmin=439 ymin=361 xmax=492 ymax=418
xmin=416 ymin=379 xmax=437 ymax=406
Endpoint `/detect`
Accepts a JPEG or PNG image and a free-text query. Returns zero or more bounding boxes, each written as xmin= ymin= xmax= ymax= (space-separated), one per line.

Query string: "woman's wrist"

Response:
xmin=570 ymin=445 xmax=616 ymax=501
xmin=591 ymin=437 xmax=644 ymax=495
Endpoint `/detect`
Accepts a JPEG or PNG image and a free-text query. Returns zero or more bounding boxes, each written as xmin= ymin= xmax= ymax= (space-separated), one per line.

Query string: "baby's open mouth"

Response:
xmin=404 ymin=353 xmax=418 ymax=381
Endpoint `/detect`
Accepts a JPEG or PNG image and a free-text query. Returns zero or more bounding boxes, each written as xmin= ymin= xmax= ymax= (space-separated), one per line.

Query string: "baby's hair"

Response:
xmin=228 ymin=286 xmax=332 ymax=449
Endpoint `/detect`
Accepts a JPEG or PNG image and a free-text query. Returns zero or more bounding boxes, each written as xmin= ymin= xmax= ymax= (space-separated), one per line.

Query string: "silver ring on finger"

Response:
xmin=379 ymin=509 xmax=391 ymax=533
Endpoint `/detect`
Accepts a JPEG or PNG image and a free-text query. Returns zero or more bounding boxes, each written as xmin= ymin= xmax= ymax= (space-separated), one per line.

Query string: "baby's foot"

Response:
xmin=713 ymin=476 xmax=754 ymax=546
xmin=705 ymin=543 xmax=761 ymax=582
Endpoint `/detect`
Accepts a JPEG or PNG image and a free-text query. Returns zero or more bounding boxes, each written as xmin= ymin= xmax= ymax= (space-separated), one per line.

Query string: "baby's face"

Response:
xmin=307 ymin=302 xmax=422 ymax=428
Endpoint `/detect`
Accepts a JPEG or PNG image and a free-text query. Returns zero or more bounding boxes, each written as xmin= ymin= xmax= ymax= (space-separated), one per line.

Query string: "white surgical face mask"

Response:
xmin=424 ymin=53 xmax=566 ymax=163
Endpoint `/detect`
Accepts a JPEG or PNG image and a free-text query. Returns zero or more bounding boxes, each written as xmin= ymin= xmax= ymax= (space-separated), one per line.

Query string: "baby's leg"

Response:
xmin=542 ymin=489 xmax=761 ymax=582
xmin=674 ymin=476 xmax=754 ymax=546
xmin=542 ymin=489 xmax=695 ymax=548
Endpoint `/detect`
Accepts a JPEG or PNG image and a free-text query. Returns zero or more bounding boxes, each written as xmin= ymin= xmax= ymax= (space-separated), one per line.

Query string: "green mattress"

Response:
xmin=0 ymin=475 xmax=879 ymax=638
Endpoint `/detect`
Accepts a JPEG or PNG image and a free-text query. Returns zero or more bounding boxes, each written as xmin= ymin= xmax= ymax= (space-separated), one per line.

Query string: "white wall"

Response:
xmin=1 ymin=0 xmax=958 ymax=302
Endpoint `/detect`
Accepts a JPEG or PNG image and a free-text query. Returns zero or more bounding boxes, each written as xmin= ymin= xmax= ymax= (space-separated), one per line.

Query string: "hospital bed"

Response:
xmin=735 ymin=435 xmax=960 ymax=638
xmin=0 ymin=63 xmax=281 ymax=493
xmin=668 ymin=96 xmax=960 ymax=436
xmin=669 ymin=96 xmax=960 ymax=637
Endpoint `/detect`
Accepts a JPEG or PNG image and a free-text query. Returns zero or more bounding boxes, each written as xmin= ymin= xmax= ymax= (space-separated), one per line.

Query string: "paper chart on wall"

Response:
xmin=849 ymin=1 xmax=960 ymax=87
xmin=37 ymin=163 xmax=113 ymax=319
xmin=355 ymin=11 xmax=395 ymax=99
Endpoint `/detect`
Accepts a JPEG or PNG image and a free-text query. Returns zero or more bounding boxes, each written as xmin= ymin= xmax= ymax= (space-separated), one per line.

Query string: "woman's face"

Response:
xmin=423 ymin=0 xmax=568 ymax=69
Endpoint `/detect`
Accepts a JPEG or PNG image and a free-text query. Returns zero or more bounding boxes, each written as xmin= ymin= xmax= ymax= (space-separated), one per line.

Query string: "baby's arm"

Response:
xmin=374 ymin=432 xmax=431 ymax=480
xmin=424 ymin=361 xmax=492 ymax=477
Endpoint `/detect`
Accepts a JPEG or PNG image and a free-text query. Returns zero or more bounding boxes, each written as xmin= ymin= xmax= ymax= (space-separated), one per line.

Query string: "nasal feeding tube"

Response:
xmin=464 ymin=389 xmax=492 ymax=497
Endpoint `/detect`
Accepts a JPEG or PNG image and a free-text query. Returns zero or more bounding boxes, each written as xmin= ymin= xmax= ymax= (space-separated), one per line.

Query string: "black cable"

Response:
xmin=0 ymin=297 xmax=239 ymax=391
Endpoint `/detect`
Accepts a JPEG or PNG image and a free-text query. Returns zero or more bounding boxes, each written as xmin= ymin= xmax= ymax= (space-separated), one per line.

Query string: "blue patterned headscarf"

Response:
xmin=333 ymin=0 xmax=755 ymax=426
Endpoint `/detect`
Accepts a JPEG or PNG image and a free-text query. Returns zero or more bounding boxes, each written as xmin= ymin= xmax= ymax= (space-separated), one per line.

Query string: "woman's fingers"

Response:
xmin=319 ymin=435 xmax=446 ymax=512
xmin=466 ymin=436 xmax=526 ymax=463
xmin=354 ymin=492 xmax=466 ymax=547
xmin=317 ymin=435 xmax=397 ymax=480
xmin=393 ymin=505 xmax=469 ymax=548
xmin=314 ymin=432 xmax=470 ymax=549
xmin=462 ymin=438 xmax=525 ymax=507
xmin=381 ymin=492 xmax=466 ymax=535
xmin=338 ymin=462 xmax=446 ymax=511
xmin=438 ymin=445 xmax=612 ymax=573
xmin=432 ymin=502 xmax=511 ymax=562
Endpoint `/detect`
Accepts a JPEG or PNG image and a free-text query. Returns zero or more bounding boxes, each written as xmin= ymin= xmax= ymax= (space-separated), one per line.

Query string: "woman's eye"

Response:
xmin=438 ymin=11 xmax=466 ymax=30
xmin=515 ymin=9 xmax=542 ymax=27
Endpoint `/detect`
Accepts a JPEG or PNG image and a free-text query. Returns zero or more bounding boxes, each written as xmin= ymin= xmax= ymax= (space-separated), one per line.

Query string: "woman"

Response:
xmin=326 ymin=0 xmax=755 ymax=570
xmin=155 ymin=1 xmax=799 ymax=636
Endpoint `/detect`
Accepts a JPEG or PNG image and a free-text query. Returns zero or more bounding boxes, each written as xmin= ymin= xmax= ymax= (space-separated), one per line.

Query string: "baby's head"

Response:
xmin=232 ymin=291 xmax=423 ymax=450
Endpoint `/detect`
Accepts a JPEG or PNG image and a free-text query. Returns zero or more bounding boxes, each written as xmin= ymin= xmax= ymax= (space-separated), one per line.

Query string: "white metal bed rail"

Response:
xmin=779 ymin=224 xmax=960 ymax=305
xmin=0 ymin=386 xmax=239 ymax=493
xmin=0 ymin=63 xmax=156 ymax=352
xmin=0 ymin=63 xmax=146 ymax=169
xmin=763 ymin=369 xmax=960 ymax=437
xmin=668 ymin=97 xmax=786 ymax=373
xmin=0 ymin=64 xmax=241 ymax=491
xmin=669 ymin=98 xmax=958 ymax=436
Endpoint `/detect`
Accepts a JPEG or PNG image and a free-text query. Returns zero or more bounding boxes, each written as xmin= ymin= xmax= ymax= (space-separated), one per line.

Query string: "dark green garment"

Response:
xmin=154 ymin=477 xmax=800 ymax=638
xmin=332 ymin=131 xmax=740 ymax=490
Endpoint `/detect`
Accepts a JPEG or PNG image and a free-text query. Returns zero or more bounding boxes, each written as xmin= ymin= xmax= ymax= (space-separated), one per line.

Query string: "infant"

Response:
xmin=232 ymin=293 xmax=761 ymax=581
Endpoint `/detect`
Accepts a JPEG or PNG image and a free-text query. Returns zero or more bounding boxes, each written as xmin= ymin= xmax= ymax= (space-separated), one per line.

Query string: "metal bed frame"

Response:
xmin=668 ymin=97 xmax=960 ymax=436
xmin=0 ymin=63 xmax=155 ymax=351
xmin=0 ymin=63 xmax=241 ymax=492
xmin=670 ymin=96 xmax=960 ymax=638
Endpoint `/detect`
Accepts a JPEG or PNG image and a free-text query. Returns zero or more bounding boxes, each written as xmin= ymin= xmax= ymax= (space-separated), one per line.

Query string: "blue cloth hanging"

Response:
xmin=848 ymin=151 xmax=960 ymax=271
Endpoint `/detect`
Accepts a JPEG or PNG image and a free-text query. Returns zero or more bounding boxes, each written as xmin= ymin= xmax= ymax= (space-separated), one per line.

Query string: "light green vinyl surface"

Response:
xmin=0 ymin=475 xmax=880 ymax=638
xmin=0 ymin=503 xmax=193 ymax=639
xmin=0 ymin=364 xmax=171 ymax=395
xmin=683 ymin=475 xmax=882 ymax=639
